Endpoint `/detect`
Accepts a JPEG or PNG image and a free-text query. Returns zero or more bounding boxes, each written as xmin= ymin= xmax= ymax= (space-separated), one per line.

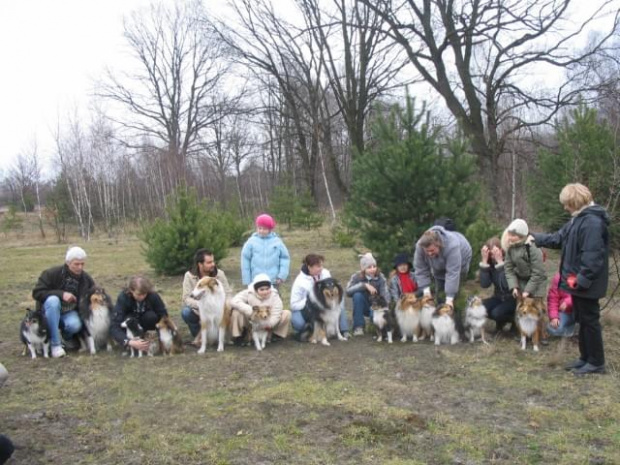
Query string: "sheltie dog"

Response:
xmin=190 ymin=276 xmax=231 ymax=353
xmin=250 ymin=305 xmax=272 ymax=351
xmin=156 ymin=315 xmax=184 ymax=355
xmin=370 ymin=295 xmax=396 ymax=343
xmin=301 ymin=278 xmax=347 ymax=346
xmin=120 ymin=317 xmax=147 ymax=357
xmin=419 ymin=295 xmax=436 ymax=342
xmin=432 ymin=303 xmax=460 ymax=346
xmin=516 ymin=296 xmax=546 ymax=352
xmin=395 ymin=293 xmax=421 ymax=342
xmin=464 ymin=296 xmax=488 ymax=344
xmin=78 ymin=286 xmax=113 ymax=355
xmin=20 ymin=308 xmax=49 ymax=359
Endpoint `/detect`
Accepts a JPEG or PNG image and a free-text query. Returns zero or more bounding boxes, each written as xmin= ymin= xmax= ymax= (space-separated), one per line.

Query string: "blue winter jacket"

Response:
xmin=241 ymin=232 xmax=291 ymax=285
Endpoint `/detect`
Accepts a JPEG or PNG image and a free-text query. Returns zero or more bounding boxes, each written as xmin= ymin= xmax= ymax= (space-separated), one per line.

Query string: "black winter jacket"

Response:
xmin=109 ymin=290 xmax=168 ymax=346
xmin=32 ymin=265 xmax=95 ymax=311
xmin=533 ymin=205 xmax=610 ymax=299
xmin=479 ymin=263 xmax=512 ymax=300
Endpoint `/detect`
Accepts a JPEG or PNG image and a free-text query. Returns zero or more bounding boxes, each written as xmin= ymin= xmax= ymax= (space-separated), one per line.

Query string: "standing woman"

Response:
xmin=533 ymin=183 xmax=610 ymax=375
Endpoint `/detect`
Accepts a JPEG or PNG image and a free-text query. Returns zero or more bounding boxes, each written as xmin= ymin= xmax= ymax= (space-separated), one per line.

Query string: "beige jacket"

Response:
xmin=182 ymin=269 xmax=233 ymax=310
xmin=231 ymin=284 xmax=283 ymax=328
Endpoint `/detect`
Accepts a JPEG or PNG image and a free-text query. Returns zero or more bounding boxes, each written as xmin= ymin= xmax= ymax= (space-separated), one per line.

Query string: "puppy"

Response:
xmin=190 ymin=276 xmax=231 ymax=353
xmin=120 ymin=317 xmax=147 ymax=358
xmin=301 ymin=278 xmax=347 ymax=346
xmin=20 ymin=308 xmax=50 ymax=359
xmin=156 ymin=316 xmax=184 ymax=355
xmin=419 ymin=295 xmax=436 ymax=342
xmin=395 ymin=293 xmax=421 ymax=342
xmin=78 ymin=286 xmax=113 ymax=355
xmin=250 ymin=305 xmax=272 ymax=351
xmin=516 ymin=296 xmax=546 ymax=352
xmin=432 ymin=303 xmax=460 ymax=346
xmin=370 ymin=295 xmax=396 ymax=343
xmin=464 ymin=296 xmax=488 ymax=344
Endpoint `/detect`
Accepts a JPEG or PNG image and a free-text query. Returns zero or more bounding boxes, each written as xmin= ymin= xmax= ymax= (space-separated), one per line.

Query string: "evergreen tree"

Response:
xmin=346 ymin=97 xmax=481 ymax=270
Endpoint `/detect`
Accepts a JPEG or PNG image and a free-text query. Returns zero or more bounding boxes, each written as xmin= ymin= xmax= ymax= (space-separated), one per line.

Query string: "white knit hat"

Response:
xmin=359 ymin=252 xmax=377 ymax=270
xmin=65 ymin=246 xmax=87 ymax=263
xmin=507 ymin=219 xmax=528 ymax=237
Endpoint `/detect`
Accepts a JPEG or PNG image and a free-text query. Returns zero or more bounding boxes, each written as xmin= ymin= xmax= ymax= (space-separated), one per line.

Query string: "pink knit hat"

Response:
xmin=255 ymin=214 xmax=276 ymax=230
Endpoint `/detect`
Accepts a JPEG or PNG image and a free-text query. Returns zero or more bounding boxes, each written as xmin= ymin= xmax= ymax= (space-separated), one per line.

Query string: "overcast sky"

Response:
xmin=0 ymin=0 xmax=615 ymax=177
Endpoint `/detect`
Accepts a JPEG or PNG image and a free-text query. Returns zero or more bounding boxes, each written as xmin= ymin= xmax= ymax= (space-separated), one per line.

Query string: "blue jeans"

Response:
xmin=352 ymin=292 xmax=373 ymax=329
xmin=547 ymin=311 xmax=576 ymax=337
xmin=291 ymin=301 xmax=349 ymax=333
xmin=43 ymin=296 xmax=82 ymax=347
xmin=181 ymin=306 xmax=200 ymax=337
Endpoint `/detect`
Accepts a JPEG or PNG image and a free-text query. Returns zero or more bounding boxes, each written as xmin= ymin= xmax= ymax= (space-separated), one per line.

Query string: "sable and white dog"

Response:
xmin=250 ymin=305 xmax=272 ymax=351
xmin=301 ymin=278 xmax=347 ymax=346
xmin=371 ymin=295 xmax=396 ymax=343
xmin=464 ymin=296 xmax=489 ymax=344
xmin=121 ymin=317 xmax=147 ymax=358
xmin=156 ymin=315 xmax=184 ymax=355
xmin=395 ymin=293 xmax=421 ymax=342
xmin=20 ymin=308 xmax=50 ymax=359
xmin=516 ymin=296 xmax=546 ymax=352
xmin=190 ymin=276 xmax=231 ymax=353
xmin=432 ymin=303 xmax=460 ymax=346
xmin=78 ymin=286 xmax=113 ymax=355
xmin=419 ymin=295 xmax=436 ymax=342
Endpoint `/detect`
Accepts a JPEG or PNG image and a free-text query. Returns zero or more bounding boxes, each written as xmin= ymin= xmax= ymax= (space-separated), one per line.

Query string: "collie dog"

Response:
xmin=419 ymin=295 xmax=436 ymax=342
xmin=250 ymin=305 xmax=272 ymax=351
xmin=156 ymin=316 xmax=184 ymax=355
xmin=78 ymin=286 xmax=113 ymax=355
xmin=301 ymin=278 xmax=347 ymax=346
xmin=432 ymin=304 xmax=460 ymax=346
xmin=20 ymin=308 xmax=49 ymax=359
xmin=371 ymin=295 xmax=396 ymax=343
xmin=395 ymin=293 xmax=421 ymax=342
xmin=516 ymin=296 xmax=546 ymax=352
xmin=120 ymin=317 xmax=147 ymax=357
xmin=190 ymin=276 xmax=231 ymax=353
xmin=464 ymin=296 xmax=488 ymax=344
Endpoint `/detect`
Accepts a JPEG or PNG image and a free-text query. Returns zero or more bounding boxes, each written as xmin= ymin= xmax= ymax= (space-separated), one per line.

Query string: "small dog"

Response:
xmin=516 ymin=296 xmax=546 ymax=352
xmin=301 ymin=278 xmax=347 ymax=346
xmin=371 ymin=295 xmax=396 ymax=343
xmin=156 ymin=316 xmax=184 ymax=355
xmin=432 ymin=303 xmax=460 ymax=346
xmin=250 ymin=305 xmax=272 ymax=351
xmin=121 ymin=317 xmax=147 ymax=358
xmin=20 ymin=308 xmax=50 ymax=359
xmin=464 ymin=296 xmax=488 ymax=344
xmin=395 ymin=293 xmax=421 ymax=342
xmin=419 ymin=295 xmax=436 ymax=342
xmin=190 ymin=276 xmax=231 ymax=353
xmin=78 ymin=286 xmax=113 ymax=355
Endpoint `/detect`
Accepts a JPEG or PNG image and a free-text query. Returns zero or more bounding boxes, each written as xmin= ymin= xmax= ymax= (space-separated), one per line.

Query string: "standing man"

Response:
xmin=32 ymin=246 xmax=95 ymax=358
xmin=181 ymin=248 xmax=233 ymax=339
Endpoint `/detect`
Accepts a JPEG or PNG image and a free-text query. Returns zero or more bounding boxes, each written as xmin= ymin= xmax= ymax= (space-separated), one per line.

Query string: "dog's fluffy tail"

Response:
xmin=296 ymin=323 xmax=313 ymax=342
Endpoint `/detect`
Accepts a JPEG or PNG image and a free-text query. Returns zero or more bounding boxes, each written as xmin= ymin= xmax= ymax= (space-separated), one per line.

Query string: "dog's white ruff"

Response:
xmin=191 ymin=279 xmax=227 ymax=354
xmin=518 ymin=315 xmax=540 ymax=351
xmin=432 ymin=314 xmax=459 ymax=345
xmin=308 ymin=289 xmax=345 ymax=346
xmin=396 ymin=306 xmax=420 ymax=342
xmin=465 ymin=302 xmax=488 ymax=344
xmin=420 ymin=303 xmax=435 ymax=341
xmin=85 ymin=304 xmax=112 ymax=355
xmin=23 ymin=322 xmax=49 ymax=359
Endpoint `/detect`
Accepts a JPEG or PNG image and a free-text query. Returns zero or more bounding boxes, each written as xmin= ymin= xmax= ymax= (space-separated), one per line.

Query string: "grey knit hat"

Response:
xmin=359 ymin=252 xmax=377 ymax=270
xmin=507 ymin=219 xmax=528 ymax=237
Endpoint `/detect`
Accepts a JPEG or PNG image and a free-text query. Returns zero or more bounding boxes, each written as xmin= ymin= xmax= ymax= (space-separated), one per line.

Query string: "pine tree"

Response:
xmin=346 ymin=97 xmax=481 ymax=270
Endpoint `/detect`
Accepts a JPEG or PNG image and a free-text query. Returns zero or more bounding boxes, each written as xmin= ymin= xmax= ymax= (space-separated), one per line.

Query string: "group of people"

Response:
xmin=28 ymin=183 xmax=609 ymax=376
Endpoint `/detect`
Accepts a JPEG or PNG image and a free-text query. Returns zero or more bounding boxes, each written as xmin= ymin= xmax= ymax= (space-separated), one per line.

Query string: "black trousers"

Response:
xmin=572 ymin=295 xmax=605 ymax=366
xmin=0 ymin=434 xmax=14 ymax=464
xmin=483 ymin=295 xmax=516 ymax=328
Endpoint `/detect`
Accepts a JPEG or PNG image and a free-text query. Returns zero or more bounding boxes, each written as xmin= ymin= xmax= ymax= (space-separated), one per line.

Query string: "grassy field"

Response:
xmin=0 ymin=224 xmax=619 ymax=464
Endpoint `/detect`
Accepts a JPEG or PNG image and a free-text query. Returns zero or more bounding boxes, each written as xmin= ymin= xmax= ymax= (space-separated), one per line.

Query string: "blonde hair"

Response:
xmin=418 ymin=230 xmax=442 ymax=249
xmin=126 ymin=275 xmax=153 ymax=295
xmin=559 ymin=183 xmax=593 ymax=211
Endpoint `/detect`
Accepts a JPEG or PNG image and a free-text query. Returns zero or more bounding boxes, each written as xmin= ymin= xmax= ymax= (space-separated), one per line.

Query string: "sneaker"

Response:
xmin=341 ymin=331 xmax=350 ymax=340
xmin=573 ymin=363 xmax=606 ymax=376
xmin=51 ymin=346 xmax=66 ymax=358
xmin=353 ymin=327 xmax=364 ymax=336
xmin=564 ymin=359 xmax=587 ymax=371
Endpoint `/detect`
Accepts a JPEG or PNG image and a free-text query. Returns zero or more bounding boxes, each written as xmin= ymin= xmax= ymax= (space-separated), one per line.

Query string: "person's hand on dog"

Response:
xmin=550 ymin=318 xmax=560 ymax=329
xmin=522 ymin=291 xmax=530 ymax=298
xmin=512 ymin=288 xmax=520 ymax=299
xmin=481 ymin=245 xmax=490 ymax=264
xmin=62 ymin=292 xmax=77 ymax=303
xmin=365 ymin=283 xmax=378 ymax=295
xmin=128 ymin=338 xmax=150 ymax=352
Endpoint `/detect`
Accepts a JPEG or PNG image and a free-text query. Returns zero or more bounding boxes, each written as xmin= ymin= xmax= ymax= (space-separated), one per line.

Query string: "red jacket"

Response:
xmin=547 ymin=273 xmax=573 ymax=320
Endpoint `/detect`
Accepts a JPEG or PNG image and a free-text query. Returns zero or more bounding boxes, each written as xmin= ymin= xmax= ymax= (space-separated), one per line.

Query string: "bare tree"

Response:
xmin=360 ymin=0 xmax=620 ymax=207
xmin=99 ymin=0 xmax=230 ymax=188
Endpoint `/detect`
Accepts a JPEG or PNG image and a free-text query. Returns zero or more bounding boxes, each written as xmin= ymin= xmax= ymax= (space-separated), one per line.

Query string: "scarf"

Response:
xmin=398 ymin=272 xmax=417 ymax=294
